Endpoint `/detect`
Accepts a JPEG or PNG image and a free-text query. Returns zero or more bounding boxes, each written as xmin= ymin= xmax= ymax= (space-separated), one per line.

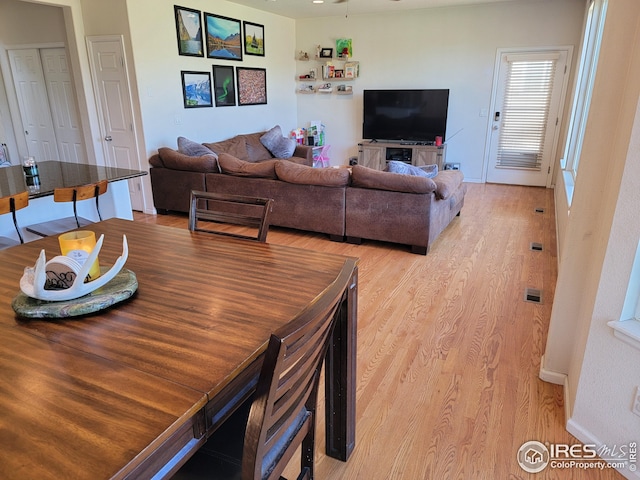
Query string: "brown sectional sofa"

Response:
xmin=149 ymin=131 xmax=466 ymax=254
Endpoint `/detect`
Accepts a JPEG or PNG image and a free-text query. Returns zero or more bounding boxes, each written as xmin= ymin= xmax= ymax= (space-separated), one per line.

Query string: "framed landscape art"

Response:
xmin=174 ymin=6 xmax=203 ymax=57
xmin=181 ymin=71 xmax=212 ymax=108
xmin=243 ymin=21 xmax=264 ymax=56
xmin=204 ymin=13 xmax=242 ymax=61
xmin=236 ymin=67 xmax=267 ymax=106
xmin=212 ymin=65 xmax=236 ymax=107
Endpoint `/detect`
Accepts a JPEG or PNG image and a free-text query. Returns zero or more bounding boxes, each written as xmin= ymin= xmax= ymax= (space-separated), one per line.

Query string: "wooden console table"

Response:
xmin=0 ymin=219 xmax=358 ymax=479
xmin=358 ymin=141 xmax=446 ymax=170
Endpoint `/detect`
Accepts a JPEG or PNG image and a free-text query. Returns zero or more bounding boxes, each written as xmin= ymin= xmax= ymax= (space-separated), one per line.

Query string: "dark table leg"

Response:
xmin=325 ymin=266 xmax=358 ymax=461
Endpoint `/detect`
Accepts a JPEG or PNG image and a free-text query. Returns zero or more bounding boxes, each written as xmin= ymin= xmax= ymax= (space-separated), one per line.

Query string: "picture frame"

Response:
xmin=181 ymin=71 xmax=212 ymax=108
xmin=236 ymin=67 xmax=267 ymax=106
xmin=204 ymin=13 xmax=242 ymax=61
xmin=174 ymin=6 xmax=204 ymax=57
xmin=243 ymin=21 xmax=264 ymax=56
xmin=320 ymin=48 xmax=333 ymax=58
xmin=212 ymin=65 xmax=236 ymax=107
xmin=336 ymin=38 xmax=352 ymax=58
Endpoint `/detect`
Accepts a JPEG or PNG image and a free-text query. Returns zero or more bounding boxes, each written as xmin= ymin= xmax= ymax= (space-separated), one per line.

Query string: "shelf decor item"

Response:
xmin=243 ymin=21 xmax=264 ymax=56
xmin=204 ymin=13 xmax=242 ymax=61
xmin=181 ymin=71 xmax=213 ymax=108
xmin=212 ymin=65 xmax=236 ymax=107
xmin=344 ymin=61 xmax=359 ymax=79
xmin=336 ymin=38 xmax=352 ymax=58
xmin=174 ymin=5 xmax=204 ymax=57
xmin=320 ymin=48 xmax=333 ymax=58
xmin=237 ymin=67 xmax=267 ymax=105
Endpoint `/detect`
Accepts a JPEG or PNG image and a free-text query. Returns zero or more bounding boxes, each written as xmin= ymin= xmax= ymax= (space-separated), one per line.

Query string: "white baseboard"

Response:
xmin=566 ymin=417 xmax=639 ymax=479
xmin=538 ymin=355 xmax=567 ymax=385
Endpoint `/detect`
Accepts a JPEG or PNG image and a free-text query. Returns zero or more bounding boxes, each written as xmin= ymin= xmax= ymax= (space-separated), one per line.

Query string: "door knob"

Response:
xmin=105 ymin=136 xmax=113 ymax=141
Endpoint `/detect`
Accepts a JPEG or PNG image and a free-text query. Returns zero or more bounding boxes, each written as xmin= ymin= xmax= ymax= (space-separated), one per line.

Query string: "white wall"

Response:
xmin=295 ymin=0 xmax=584 ymax=179
xmin=125 ymin=0 xmax=298 ymax=157
xmin=542 ymin=1 xmax=640 ymax=474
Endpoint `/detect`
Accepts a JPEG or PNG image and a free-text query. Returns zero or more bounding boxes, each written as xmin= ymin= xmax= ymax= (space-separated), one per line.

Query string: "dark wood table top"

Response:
xmin=0 ymin=161 xmax=147 ymax=198
xmin=0 ymin=218 xmax=357 ymax=479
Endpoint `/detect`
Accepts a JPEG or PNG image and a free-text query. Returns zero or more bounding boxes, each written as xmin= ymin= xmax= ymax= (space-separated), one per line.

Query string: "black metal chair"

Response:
xmin=188 ymin=191 xmax=273 ymax=243
xmin=174 ymin=259 xmax=355 ymax=480
xmin=26 ymin=179 xmax=108 ymax=237
xmin=0 ymin=191 xmax=28 ymax=249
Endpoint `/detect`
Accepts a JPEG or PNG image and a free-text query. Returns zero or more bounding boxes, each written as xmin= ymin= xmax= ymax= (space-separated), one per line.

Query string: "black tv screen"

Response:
xmin=362 ymin=89 xmax=449 ymax=143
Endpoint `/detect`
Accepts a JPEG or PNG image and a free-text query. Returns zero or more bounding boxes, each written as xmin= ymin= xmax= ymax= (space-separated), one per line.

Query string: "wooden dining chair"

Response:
xmin=174 ymin=259 xmax=355 ymax=480
xmin=26 ymin=179 xmax=108 ymax=237
xmin=0 ymin=191 xmax=29 ymax=250
xmin=188 ymin=191 xmax=273 ymax=243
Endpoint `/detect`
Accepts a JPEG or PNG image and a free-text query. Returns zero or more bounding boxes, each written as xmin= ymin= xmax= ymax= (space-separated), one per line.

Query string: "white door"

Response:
xmin=8 ymin=48 xmax=60 ymax=161
xmin=486 ymin=50 xmax=569 ymax=186
xmin=40 ymin=48 xmax=86 ymax=164
xmin=87 ymin=36 xmax=144 ymax=211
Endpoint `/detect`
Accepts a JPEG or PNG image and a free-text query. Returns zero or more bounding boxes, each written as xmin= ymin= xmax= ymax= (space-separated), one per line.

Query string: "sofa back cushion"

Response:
xmin=218 ymin=153 xmax=278 ymax=178
xmin=156 ymin=147 xmax=219 ymax=173
xmin=243 ymin=132 xmax=274 ymax=162
xmin=350 ymin=164 xmax=436 ymax=194
xmin=275 ymin=161 xmax=350 ymax=187
xmin=203 ymin=136 xmax=249 ymax=161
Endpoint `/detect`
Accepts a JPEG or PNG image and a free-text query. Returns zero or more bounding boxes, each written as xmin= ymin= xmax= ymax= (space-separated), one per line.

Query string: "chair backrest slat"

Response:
xmin=53 ymin=179 xmax=108 ymax=202
xmin=242 ymin=258 xmax=356 ymax=480
xmin=189 ymin=190 xmax=273 ymax=243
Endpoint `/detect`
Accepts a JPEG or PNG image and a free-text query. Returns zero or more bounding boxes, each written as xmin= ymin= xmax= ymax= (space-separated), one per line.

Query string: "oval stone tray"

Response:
xmin=12 ymin=268 xmax=138 ymax=319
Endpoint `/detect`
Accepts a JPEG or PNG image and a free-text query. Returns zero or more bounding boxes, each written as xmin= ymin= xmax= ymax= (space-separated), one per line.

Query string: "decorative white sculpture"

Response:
xmin=20 ymin=234 xmax=129 ymax=301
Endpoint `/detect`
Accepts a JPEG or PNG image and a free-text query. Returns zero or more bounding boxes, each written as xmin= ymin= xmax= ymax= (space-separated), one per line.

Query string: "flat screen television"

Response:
xmin=362 ymin=89 xmax=449 ymax=143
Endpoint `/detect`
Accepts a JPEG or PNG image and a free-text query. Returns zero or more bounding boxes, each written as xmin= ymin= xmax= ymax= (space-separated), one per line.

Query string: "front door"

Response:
xmin=486 ymin=49 xmax=570 ymax=186
xmin=87 ymin=36 xmax=144 ymax=211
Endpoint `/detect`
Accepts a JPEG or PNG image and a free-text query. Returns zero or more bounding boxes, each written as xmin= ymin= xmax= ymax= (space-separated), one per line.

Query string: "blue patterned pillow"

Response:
xmin=385 ymin=161 xmax=438 ymax=178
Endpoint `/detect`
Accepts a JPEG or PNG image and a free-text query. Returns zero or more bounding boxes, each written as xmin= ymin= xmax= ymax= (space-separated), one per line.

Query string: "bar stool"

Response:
xmin=0 ymin=191 xmax=29 ymax=250
xmin=26 ymin=179 xmax=108 ymax=237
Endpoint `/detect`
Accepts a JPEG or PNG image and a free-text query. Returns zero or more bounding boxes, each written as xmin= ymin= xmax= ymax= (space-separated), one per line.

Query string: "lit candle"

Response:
xmin=58 ymin=231 xmax=101 ymax=281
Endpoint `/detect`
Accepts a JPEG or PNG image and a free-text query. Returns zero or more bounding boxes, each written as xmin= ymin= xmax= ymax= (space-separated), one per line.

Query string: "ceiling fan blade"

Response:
xmin=334 ymin=0 xmax=348 ymax=3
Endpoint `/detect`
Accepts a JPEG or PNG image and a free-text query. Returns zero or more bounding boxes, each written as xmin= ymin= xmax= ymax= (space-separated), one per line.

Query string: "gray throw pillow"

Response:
xmin=260 ymin=125 xmax=296 ymax=159
xmin=177 ymin=136 xmax=215 ymax=157
xmin=385 ymin=160 xmax=438 ymax=178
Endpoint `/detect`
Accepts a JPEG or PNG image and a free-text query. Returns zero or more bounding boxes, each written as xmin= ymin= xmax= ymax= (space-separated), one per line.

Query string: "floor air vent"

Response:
xmin=530 ymin=242 xmax=543 ymax=251
xmin=534 ymin=207 xmax=545 ymax=214
xmin=524 ymin=288 xmax=542 ymax=304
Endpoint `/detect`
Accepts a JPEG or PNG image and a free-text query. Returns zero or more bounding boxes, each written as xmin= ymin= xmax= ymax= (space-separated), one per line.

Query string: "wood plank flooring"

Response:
xmin=135 ymin=183 xmax=622 ymax=479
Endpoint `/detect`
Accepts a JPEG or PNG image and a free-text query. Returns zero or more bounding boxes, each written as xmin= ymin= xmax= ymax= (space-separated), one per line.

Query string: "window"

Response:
xmin=561 ymin=0 xmax=607 ymax=204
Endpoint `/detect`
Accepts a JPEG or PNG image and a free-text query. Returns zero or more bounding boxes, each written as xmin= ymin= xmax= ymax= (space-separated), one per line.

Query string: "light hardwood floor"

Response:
xmin=136 ymin=183 xmax=622 ymax=479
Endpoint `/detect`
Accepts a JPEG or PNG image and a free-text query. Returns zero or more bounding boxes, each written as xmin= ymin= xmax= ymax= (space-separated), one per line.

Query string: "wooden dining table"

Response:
xmin=0 ymin=218 xmax=358 ymax=479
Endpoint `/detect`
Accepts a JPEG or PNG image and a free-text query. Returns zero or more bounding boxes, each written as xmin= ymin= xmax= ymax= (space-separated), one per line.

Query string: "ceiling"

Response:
xmin=225 ymin=0 xmax=526 ymax=19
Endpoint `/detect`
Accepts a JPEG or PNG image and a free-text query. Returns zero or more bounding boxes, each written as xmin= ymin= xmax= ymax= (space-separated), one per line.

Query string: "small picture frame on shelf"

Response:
xmin=335 ymin=69 xmax=344 ymax=78
xmin=319 ymin=48 xmax=333 ymax=58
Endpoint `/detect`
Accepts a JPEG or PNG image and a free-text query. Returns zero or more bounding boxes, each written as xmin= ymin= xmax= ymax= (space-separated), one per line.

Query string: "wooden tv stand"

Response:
xmin=357 ymin=141 xmax=446 ymax=171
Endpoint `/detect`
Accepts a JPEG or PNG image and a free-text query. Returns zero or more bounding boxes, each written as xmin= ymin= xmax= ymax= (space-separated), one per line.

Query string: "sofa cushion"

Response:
xmin=350 ymin=165 xmax=437 ymax=194
xmin=243 ymin=132 xmax=274 ymax=162
xmin=275 ymin=161 xmax=350 ymax=187
xmin=260 ymin=125 xmax=296 ymax=159
xmin=157 ymin=147 xmax=218 ymax=173
xmin=217 ymin=153 xmax=278 ymax=178
xmin=433 ymin=170 xmax=464 ymax=200
xmin=385 ymin=161 xmax=438 ymax=178
xmin=203 ymin=136 xmax=249 ymax=161
xmin=177 ymin=136 xmax=215 ymax=157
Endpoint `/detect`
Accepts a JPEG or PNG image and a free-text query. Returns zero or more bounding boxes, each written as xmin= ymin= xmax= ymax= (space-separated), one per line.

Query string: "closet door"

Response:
xmin=8 ymin=48 xmax=60 ymax=161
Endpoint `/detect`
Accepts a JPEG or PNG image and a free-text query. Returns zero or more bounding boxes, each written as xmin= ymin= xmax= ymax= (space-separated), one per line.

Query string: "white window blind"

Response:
xmin=496 ymin=57 xmax=558 ymax=170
